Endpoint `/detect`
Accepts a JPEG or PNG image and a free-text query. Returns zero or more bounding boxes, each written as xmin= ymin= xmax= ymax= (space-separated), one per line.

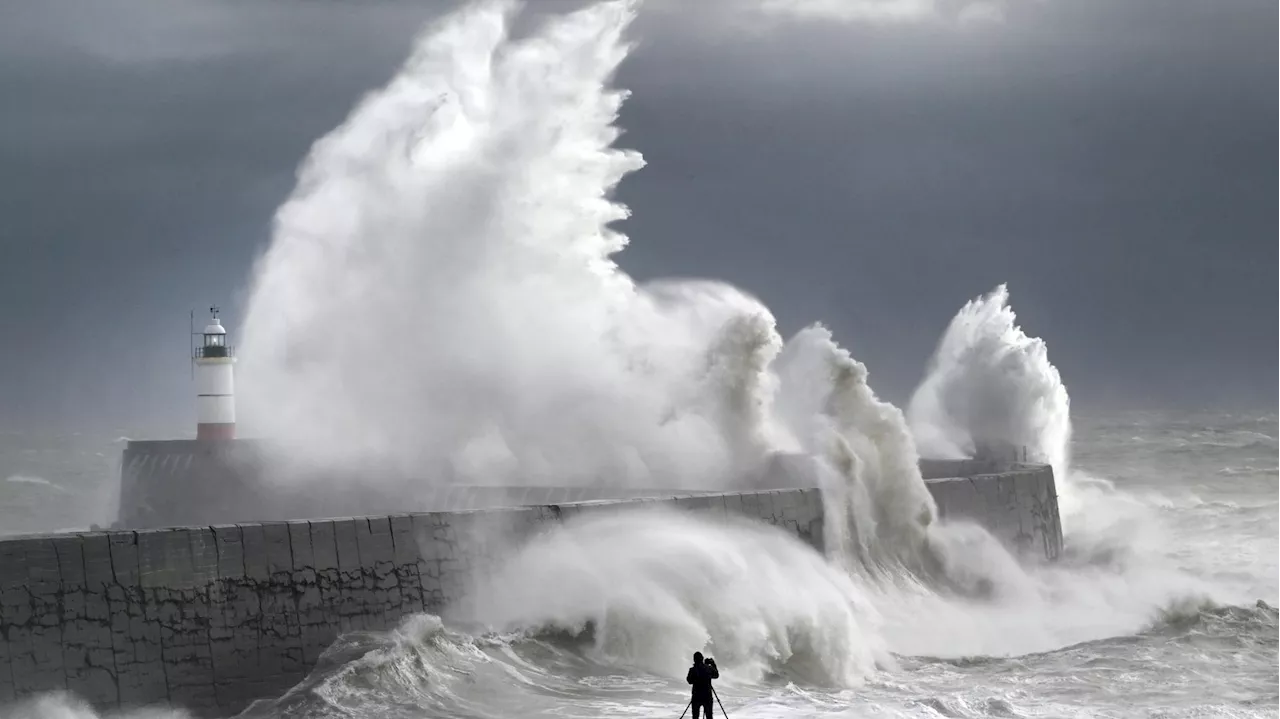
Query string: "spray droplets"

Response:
xmin=234 ymin=0 xmax=940 ymax=580
xmin=907 ymin=283 xmax=1072 ymax=479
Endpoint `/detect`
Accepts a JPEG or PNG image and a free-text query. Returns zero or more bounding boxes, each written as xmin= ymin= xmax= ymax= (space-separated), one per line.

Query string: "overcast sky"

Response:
xmin=0 ymin=0 xmax=1274 ymax=434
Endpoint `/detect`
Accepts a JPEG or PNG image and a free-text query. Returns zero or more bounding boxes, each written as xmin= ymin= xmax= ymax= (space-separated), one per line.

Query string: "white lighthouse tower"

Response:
xmin=193 ymin=307 xmax=236 ymax=441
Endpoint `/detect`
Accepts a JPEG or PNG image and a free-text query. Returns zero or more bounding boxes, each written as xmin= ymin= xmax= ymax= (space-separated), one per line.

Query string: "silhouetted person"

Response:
xmin=686 ymin=651 xmax=719 ymax=719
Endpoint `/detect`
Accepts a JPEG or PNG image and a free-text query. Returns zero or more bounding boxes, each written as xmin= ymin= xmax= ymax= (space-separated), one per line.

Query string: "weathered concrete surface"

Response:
xmin=919 ymin=457 xmax=1005 ymax=480
xmin=1 ymin=489 xmax=826 ymax=717
xmin=117 ymin=440 xmax=1042 ymax=530
xmin=117 ymin=439 xmax=725 ymax=529
xmin=927 ymin=464 xmax=1063 ymax=560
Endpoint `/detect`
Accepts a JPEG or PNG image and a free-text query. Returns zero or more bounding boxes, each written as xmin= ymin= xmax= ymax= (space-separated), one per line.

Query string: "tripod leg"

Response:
xmin=712 ymin=687 xmax=729 ymax=718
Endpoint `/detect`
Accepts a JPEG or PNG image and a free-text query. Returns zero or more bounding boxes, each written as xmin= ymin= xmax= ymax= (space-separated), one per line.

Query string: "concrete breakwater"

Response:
xmin=115 ymin=439 xmax=729 ymax=529
xmin=0 ymin=489 xmax=826 ymax=716
xmin=115 ymin=440 xmax=1044 ymax=531
xmin=1 ymin=464 xmax=1061 ymax=717
xmin=927 ymin=463 xmax=1063 ymax=560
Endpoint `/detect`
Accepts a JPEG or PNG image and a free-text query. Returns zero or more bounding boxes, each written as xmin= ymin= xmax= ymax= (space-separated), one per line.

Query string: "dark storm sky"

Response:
xmin=0 ymin=0 xmax=1274 ymax=433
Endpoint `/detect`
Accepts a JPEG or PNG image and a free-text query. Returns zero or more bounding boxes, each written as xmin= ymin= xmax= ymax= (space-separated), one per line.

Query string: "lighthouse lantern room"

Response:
xmin=193 ymin=306 xmax=236 ymax=441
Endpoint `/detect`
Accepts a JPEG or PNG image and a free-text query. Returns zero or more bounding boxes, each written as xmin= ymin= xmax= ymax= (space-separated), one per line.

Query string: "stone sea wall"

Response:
xmin=0 ymin=489 xmax=825 ymax=717
xmin=115 ymin=439 xmax=723 ymax=529
xmin=116 ymin=440 xmax=1057 ymax=535
xmin=1 ymin=464 xmax=1061 ymax=717
xmin=927 ymin=464 xmax=1063 ymax=561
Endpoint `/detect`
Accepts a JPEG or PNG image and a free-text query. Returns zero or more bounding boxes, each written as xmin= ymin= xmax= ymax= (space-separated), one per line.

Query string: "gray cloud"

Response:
xmin=0 ymin=0 xmax=1273 ymax=433
xmin=682 ymin=0 xmax=1016 ymax=25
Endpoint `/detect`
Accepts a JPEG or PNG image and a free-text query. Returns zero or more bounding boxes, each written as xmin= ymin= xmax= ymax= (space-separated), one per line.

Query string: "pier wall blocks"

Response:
xmin=925 ymin=464 xmax=1063 ymax=561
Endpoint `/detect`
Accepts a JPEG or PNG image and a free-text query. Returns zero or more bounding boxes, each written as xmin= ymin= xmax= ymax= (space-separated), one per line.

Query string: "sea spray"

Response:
xmin=904 ymin=284 xmax=1163 ymax=546
xmin=234 ymin=0 xmax=942 ymax=578
xmin=773 ymin=325 xmax=937 ymax=575
xmin=906 ymin=284 xmax=1072 ymax=489
xmin=239 ymin=0 xmax=752 ymax=490
xmin=891 ymin=285 xmax=1246 ymax=658
xmin=1 ymin=693 xmax=191 ymax=719
xmin=454 ymin=506 xmax=895 ymax=685
xmin=903 ymin=284 xmax=1136 ymax=572
xmin=230 ymin=0 xmax=1089 ymax=670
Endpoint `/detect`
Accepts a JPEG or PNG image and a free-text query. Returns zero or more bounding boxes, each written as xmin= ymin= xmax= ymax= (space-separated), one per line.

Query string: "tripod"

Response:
xmin=677 ymin=687 xmax=729 ymax=718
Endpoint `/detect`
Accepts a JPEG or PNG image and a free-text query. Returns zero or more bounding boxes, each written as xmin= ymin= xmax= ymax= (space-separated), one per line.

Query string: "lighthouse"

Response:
xmin=193 ymin=307 xmax=236 ymax=441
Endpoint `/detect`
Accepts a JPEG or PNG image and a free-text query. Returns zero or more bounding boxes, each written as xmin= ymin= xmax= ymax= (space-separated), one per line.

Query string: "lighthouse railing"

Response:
xmin=195 ymin=345 xmax=235 ymax=359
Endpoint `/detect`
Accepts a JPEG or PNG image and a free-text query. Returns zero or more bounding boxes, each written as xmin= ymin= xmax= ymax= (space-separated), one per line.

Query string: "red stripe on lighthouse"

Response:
xmin=197 ymin=423 xmax=236 ymax=441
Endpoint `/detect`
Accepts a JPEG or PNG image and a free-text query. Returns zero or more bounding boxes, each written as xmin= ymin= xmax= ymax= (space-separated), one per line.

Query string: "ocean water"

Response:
xmin=0 ymin=432 xmax=122 ymax=537
xmin=1 ymin=411 xmax=1276 ymax=719
xmin=3 ymin=1 xmax=1276 ymax=717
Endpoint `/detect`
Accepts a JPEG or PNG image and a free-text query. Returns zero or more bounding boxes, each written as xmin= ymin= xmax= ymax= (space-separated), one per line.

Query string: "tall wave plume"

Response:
xmin=235 ymin=0 xmax=937 ymax=572
xmin=906 ymin=284 xmax=1072 ymax=480
xmin=899 ymin=284 xmax=1200 ymax=564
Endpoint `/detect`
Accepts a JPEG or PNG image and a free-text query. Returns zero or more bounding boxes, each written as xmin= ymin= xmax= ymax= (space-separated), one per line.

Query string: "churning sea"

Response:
xmin=1 ymin=409 xmax=1275 ymax=719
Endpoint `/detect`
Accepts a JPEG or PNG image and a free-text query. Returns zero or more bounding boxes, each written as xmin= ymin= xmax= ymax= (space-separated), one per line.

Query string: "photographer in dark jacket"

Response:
xmin=685 ymin=652 xmax=719 ymax=718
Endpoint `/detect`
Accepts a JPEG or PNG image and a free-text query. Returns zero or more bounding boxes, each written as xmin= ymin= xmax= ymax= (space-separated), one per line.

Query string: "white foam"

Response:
xmin=906 ymin=284 xmax=1072 ymax=483
xmin=4 ymin=475 xmax=67 ymax=493
xmin=458 ymin=506 xmax=894 ymax=686
xmin=1 ymin=692 xmax=190 ymax=719
xmin=898 ymin=285 xmax=1254 ymax=657
xmin=235 ymin=0 xmax=936 ymax=575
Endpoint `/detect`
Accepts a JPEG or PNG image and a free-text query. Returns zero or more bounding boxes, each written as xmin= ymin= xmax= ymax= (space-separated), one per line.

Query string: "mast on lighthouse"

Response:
xmin=193 ymin=306 xmax=236 ymax=441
